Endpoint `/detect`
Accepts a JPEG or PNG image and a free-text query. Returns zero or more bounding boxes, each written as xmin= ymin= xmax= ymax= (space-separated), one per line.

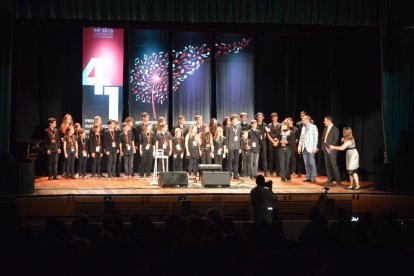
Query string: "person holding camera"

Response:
xmin=250 ymin=175 xmax=277 ymax=224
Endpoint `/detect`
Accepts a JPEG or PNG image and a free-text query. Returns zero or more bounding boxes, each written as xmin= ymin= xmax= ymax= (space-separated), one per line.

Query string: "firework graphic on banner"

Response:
xmin=130 ymin=38 xmax=252 ymax=118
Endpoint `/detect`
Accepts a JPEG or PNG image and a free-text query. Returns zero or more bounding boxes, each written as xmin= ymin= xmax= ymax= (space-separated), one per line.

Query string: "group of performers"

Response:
xmin=44 ymin=111 xmax=360 ymax=189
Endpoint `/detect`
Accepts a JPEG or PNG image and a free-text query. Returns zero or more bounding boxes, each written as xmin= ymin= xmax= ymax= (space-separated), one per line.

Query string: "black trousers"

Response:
xmin=279 ymin=148 xmax=292 ymax=180
xmin=91 ymin=154 xmax=102 ymax=175
xmin=106 ymin=151 xmax=117 ymax=177
xmin=77 ymin=155 xmax=87 ymax=176
xmin=47 ymin=151 xmax=59 ymax=177
xmin=116 ymin=153 xmax=122 ymax=176
xmin=173 ymin=156 xmax=183 ymax=171
xmin=214 ymin=154 xmax=224 ymax=170
xmin=201 ymin=149 xmax=212 ymax=164
xmin=133 ymin=153 xmax=140 ymax=175
xmin=124 ymin=155 xmax=134 ymax=176
xmin=259 ymin=142 xmax=268 ymax=172
xmin=65 ymin=152 xmax=76 ymax=177
xmin=227 ymin=149 xmax=240 ymax=178
xmin=290 ymin=144 xmax=297 ymax=174
xmin=268 ymin=143 xmax=280 ymax=174
xmin=188 ymin=157 xmax=198 ymax=175
xmin=140 ymin=154 xmax=153 ymax=177
xmin=323 ymin=150 xmax=341 ymax=181
xmin=241 ymin=155 xmax=252 ymax=177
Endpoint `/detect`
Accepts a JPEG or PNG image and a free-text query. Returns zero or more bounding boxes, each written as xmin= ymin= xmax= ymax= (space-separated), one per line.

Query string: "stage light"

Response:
xmin=152 ymin=74 xmax=160 ymax=83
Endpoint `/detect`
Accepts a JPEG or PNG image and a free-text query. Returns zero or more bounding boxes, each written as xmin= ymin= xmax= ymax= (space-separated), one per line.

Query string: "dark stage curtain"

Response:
xmin=383 ymin=63 xmax=414 ymax=162
xmin=254 ymin=27 xmax=383 ymax=178
xmin=0 ymin=3 xmax=12 ymax=155
xmin=10 ymin=0 xmax=382 ymax=26
xmin=11 ymin=23 xmax=83 ymax=150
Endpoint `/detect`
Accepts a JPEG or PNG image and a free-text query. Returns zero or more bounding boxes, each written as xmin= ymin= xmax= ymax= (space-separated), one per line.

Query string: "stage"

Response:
xmin=32 ymin=174 xmax=376 ymax=196
xmin=9 ymin=174 xmax=413 ymax=223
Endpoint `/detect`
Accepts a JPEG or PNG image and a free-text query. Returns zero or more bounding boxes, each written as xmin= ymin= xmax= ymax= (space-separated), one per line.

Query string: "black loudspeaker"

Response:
xmin=17 ymin=162 xmax=34 ymax=194
xmin=159 ymin=171 xmax=188 ymax=188
xmin=202 ymin=172 xmax=230 ymax=188
xmin=374 ymin=163 xmax=394 ymax=191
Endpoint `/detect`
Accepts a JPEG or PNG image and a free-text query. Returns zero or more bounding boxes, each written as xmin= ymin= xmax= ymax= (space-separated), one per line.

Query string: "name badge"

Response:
xmin=127 ymin=145 xmax=131 ymax=151
xmin=145 ymin=144 xmax=150 ymax=150
xmin=218 ymin=149 xmax=222 ymax=156
xmin=260 ymin=135 xmax=263 ymax=140
xmin=112 ymin=142 xmax=116 ymax=148
xmin=51 ymin=139 xmax=56 ymax=144
xmin=252 ymin=142 xmax=257 ymax=148
xmin=95 ymin=146 xmax=101 ymax=152
xmin=82 ymin=151 xmax=87 ymax=157
xmin=234 ymin=136 xmax=238 ymax=142
xmin=163 ymin=144 xmax=167 ymax=149
xmin=192 ymin=141 xmax=197 ymax=147
xmin=176 ymin=144 xmax=181 ymax=151
xmin=71 ymin=147 xmax=75 ymax=152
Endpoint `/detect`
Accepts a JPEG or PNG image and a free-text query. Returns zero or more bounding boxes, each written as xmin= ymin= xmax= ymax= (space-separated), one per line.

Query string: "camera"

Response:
xmin=265 ymin=180 xmax=273 ymax=190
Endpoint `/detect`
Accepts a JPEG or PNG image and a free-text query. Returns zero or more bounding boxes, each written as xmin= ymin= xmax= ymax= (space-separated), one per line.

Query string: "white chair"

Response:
xmin=151 ymin=149 xmax=169 ymax=185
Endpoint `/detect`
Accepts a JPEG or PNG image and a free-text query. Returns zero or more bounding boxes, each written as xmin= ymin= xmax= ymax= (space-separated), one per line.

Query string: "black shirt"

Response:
xmin=139 ymin=132 xmax=155 ymax=155
xmin=104 ymin=130 xmax=119 ymax=153
xmin=213 ymin=137 xmax=227 ymax=156
xmin=77 ymin=137 xmax=89 ymax=157
xmin=89 ymin=133 xmax=103 ymax=154
xmin=119 ymin=132 xmax=134 ymax=155
xmin=241 ymin=139 xmax=252 ymax=156
xmin=44 ymin=127 xmax=60 ymax=152
xmin=172 ymin=137 xmax=185 ymax=155
xmin=225 ymin=124 xmax=242 ymax=150
xmin=248 ymin=128 xmax=262 ymax=153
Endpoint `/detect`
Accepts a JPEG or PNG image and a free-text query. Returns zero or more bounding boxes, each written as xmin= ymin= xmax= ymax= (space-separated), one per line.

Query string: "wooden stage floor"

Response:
xmin=32 ymin=174 xmax=379 ymax=196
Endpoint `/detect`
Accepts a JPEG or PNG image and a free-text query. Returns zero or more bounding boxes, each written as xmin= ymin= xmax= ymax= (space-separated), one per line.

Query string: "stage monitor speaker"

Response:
xmin=202 ymin=172 xmax=230 ymax=188
xmin=17 ymin=162 xmax=34 ymax=194
xmin=159 ymin=171 xmax=188 ymax=188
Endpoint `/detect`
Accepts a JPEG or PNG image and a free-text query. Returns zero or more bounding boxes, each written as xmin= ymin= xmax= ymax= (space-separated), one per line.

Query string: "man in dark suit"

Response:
xmin=322 ymin=115 xmax=341 ymax=185
xmin=225 ymin=114 xmax=242 ymax=179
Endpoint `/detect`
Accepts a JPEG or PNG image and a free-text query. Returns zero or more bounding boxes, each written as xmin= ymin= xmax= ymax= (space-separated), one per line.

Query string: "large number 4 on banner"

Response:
xmin=82 ymin=57 xmax=119 ymax=120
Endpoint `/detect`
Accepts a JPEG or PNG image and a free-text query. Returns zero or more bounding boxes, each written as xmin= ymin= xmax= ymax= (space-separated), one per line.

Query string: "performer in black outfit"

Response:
xmin=89 ymin=126 xmax=104 ymax=178
xmin=255 ymin=113 xmax=269 ymax=176
xmin=63 ymin=126 xmax=78 ymax=179
xmin=125 ymin=117 xmax=140 ymax=177
xmin=186 ymin=125 xmax=200 ymax=177
xmin=104 ymin=120 xmax=119 ymax=178
xmin=77 ymin=128 xmax=88 ymax=178
xmin=225 ymin=114 xmax=242 ymax=179
xmin=119 ymin=122 xmax=136 ymax=178
xmin=213 ymin=126 xmax=227 ymax=169
xmin=139 ymin=124 xmax=155 ymax=178
xmin=285 ymin=117 xmax=299 ymax=177
xmin=172 ymin=128 xmax=185 ymax=171
xmin=200 ymin=124 xmax=214 ymax=164
xmin=114 ymin=121 xmax=122 ymax=177
xmin=248 ymin=120 xmax=262 ymax=179
xmin=45 ymin=118 xmax=61 ymax=180
xmin=266 ymin=112 xmax=281 ymax=176
xmin=155 ymin=123 xmax=172 ymax=172
xmin=241 ymin=130 xmax=252 ymax=179
xmin=322 ymin=115 xmax=341 ymax=185
xmin=278 ymin=121 xmax=295 ymax=182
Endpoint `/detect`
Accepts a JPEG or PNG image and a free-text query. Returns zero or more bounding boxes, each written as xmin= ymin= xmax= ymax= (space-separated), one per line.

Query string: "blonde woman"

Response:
xmin=213 ymin=127 xmax=227 ymax=168
xmin=328 ymin=127 xmax=360 ymax=190
xmin=185 ymin=125 xmax=200 ymax=177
